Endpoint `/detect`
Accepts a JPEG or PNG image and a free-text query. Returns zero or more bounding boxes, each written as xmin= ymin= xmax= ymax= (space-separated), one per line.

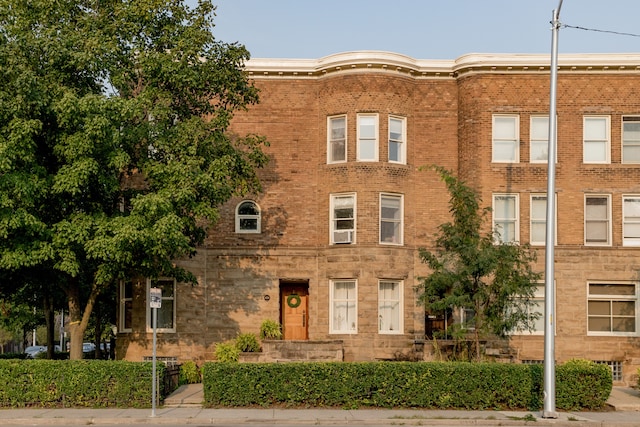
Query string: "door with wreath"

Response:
xmin=281 ymin=283 xmax=308 ymax=340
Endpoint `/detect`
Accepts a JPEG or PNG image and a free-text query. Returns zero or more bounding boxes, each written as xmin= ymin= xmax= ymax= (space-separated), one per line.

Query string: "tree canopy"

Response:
xmin=417 ymin=166 xmax=541 ymax=360
xmin=0 ymin=0 xmax=269 ymax=359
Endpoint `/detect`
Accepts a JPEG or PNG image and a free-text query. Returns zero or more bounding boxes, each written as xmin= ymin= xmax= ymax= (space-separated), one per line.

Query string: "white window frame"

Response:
xmin=379 ymin=193 xmax=403 ymax=245
xmin=119 ymin=280 xmax=133 ymax=333
xmin=378 ymin=280 xmax=403 ymax=334
xmin=492 ymin=114 xmax=519 ymax=163
xmin=460 ymin=308 xmax=476 ymax=330
xmin=357 ymin=113 xmax=378 ymax=162
xmin=623 ymin=195 xmax=640 ymax=246
xmin=622 ymin=116 xmax=640 ymax=164
xmin=330 ymin=280 xmax=358 ymax=334
xmin=511 ymin=283 xmax=552 ymax=336
xmin=587 ymin=282 xmax=638 ymax=336
xmin=530 ymin=194 xmax=557 ymax=246
xmin=330 ymin=193 xmax=356 ymax=245
xmin=585 ymin=195 xmax=611 ymax=246
xmin=327 ymin=115 xmax=347 ymax=164
xmin=493 ymin=193 xmax=519 ymax=244
xmin=388 ymin=116 xmax=406 ymax=164
xmin=530 ymin=115 xmax=557 ymax=163
xmin=235 ymin=200 xmax=261 ymax=233
xmin=583 ymin=116 xmax=610 ymax=164
xmin=146 ymin=278 xmax=176 ymax=333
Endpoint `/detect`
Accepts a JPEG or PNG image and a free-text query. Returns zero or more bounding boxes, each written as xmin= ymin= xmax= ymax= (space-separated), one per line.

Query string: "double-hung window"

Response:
xmin=388 ymin=116 xmax=406 ymax=164
xmin=585 ymin=195 xmax=611 ymax=246
xmin=493 ymin=194 xmax=519 ymax=243
xmin=357 ymin=114 xmax=378 ymax=161
xmin=622 ymin=116 xmax=640 ymax=164
xmin=530 ymin=116 xmax=551 ymax=163
xmin=328 ymin=115 xmax=347 ymax=163
xmin=583 ymin=116 xmax=610 ymax=163
xmin=380 ymin=193 xmax=403 ymax=245
xmin=235 ymin=200 xmax=261 ymax=233
xmin=511 ymin=284 xmax=547 ymax=335
xmin=588 ymin=283 xmax=638 ymax=335
xmin=530 ymin=194 xmax=556 ymax=246
xmin=492 ymin=115 xmax=519 ymax=163
xmin=330 ymin=194 xmax=355 ymax=244
xmin=146 ymin=278 xmax=176 ymax=333
xmin=378 ymin=280 xmax=403 ymax=334
xmin=119 ymin=280 xmax=133 ymax=333
xmin=623 ymin=196 xmax=640 ymax=246
xmin=330 ymin=280 xmax=357 ymax=334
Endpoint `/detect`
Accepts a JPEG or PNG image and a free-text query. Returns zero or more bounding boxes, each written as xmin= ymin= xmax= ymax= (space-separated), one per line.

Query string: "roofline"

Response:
xmin=244 ymin=51 xmax=640 ymax=79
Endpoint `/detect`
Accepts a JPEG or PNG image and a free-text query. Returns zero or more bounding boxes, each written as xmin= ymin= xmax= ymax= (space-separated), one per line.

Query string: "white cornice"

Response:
xmin=244 ymin=51 xmax=640 ymax=79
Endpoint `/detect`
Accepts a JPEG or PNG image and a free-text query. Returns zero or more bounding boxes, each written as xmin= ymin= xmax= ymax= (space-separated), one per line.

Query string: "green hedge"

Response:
xmin=0 ymin=360 xmax=165 ymax=408
xmin=203 ymin=361 xmax=611 ymax=410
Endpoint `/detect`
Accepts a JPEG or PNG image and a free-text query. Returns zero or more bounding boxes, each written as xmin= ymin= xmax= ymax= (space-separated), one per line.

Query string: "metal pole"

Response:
xmin=543 ymin=0 xmax=563 ymax=419
xmin=151 ymin=306 xmax=157 ymax=417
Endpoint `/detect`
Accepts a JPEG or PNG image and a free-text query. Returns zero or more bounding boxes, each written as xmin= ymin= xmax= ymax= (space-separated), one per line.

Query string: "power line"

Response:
xmin=562 ymin=23 xmax=640 ymax=39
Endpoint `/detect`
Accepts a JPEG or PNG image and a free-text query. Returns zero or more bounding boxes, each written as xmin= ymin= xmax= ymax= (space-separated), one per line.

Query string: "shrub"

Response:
xmin=179 ymin=360 xmax=201 ymax=385
xmin=259 ymin=319 xmax=282 ymax=340
xmin=215 ymin=341 xmax=240 ymax=362
xmin=202 ymin=360 xmax=612 ymax=410
xmin=236 ymin=333 xmax=261 ymax=352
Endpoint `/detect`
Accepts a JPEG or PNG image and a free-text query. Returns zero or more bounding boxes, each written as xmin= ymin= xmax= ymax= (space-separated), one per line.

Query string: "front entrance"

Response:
xmin=280 ymin=280 xmax=309 ymax=340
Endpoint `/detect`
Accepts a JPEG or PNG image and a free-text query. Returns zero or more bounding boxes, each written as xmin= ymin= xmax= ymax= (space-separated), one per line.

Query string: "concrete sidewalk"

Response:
xmin=0 ymin=385 xmax=637 ymax=426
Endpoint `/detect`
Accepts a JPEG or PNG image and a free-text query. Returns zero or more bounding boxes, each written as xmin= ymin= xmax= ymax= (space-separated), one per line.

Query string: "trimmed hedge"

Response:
xmin=203 ymin=361 xmax=612 ymax=410
xmin=0 ymin=360 xmax=165 ymax=408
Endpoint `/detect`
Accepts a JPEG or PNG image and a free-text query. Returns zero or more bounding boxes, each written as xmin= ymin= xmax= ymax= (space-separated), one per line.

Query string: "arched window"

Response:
xmin=236 ymin=200 xmax=261 ymax=233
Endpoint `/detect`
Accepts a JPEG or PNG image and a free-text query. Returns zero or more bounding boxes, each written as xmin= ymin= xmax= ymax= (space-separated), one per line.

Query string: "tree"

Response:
xmin=417 ymin=166 xmax=541 ymax=360
xmin=0 ymin=0 xmax=268 ymax=359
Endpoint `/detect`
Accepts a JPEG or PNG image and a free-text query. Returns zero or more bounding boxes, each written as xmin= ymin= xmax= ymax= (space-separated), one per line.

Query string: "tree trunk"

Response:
xmin=66 ymin=279 xmax=101 ymax=360
xmin=44 ymin=293 xmax=55 ymax=359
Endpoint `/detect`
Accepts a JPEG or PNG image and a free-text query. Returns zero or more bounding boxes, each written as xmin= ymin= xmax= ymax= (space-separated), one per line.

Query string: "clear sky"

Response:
xmin=191 ymin=0 xmax=640 ymax=60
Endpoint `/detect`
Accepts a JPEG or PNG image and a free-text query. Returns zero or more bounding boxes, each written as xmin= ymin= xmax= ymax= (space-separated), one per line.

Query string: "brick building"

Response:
xmin=117 ymin=51 xmax=640 ymax=385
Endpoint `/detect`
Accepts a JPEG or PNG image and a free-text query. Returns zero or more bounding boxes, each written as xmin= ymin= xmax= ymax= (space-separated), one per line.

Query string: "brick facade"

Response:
xmin=117 ymin=52 xmax=640 ymax=385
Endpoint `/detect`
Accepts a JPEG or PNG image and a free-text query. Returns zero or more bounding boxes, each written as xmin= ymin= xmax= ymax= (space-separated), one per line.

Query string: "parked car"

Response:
xmin=82 ymin=342 xmax=95 ymax=353
xmin=24 ymin=345 xmax=46 ymax=359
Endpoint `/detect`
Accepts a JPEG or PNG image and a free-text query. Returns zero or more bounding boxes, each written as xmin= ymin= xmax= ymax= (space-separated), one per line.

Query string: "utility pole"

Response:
xmin=543 ymin=0 xmax=563 ymax=419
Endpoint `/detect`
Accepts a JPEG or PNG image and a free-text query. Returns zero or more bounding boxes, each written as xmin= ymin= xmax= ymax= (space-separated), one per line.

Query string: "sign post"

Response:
xmin=149 ymin=287 xmax=162 ymax=418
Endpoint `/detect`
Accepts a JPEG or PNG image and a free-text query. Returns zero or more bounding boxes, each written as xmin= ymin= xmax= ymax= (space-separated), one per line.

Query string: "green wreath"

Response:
xmin=287 ymin=294 xmax=301 ymax=308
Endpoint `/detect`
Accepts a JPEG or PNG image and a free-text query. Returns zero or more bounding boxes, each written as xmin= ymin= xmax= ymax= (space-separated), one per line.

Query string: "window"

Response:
xmin=623 ymin=196 xmax=640 ymax=246
xmin=119 ymin=280 xmax=133 ymax=333
xmin=511 ymin=284 xmax=546 ymax=335
xmin=588 ymin=283 xmax=637 ymax=335
xmin=585 ymin=195 xmax=611 ymax=246
xmin=357 ymin=114 xmax=378 ymax=161
xmin=530 ymin=194 xmax=557 ymax=246
xmin=235 ymin=200 xmax=261 ymax=233
xmin=328 ymin=115 xmax=346 ymax=163
xmin=330 ymin=194 xmax=355 ymax=244
xmin=623 ymin=116 xmax=640 ymax=164
xmin=460 ymin=308 xmax=476 ymax=330
xmin=583 ymin=116 xmax=610 ymax=163
xmin=380 ymin=194 xmax=403 ymax=245
xmin=146 ymin=278 xmax=176 ymax=333
xmin=492 ymin=115 xmax=519 ymax=163
xmin=493 ymin=194 xmax=519 ymax=243
xmin=388 ymin=116 xmax=406 ymax=164
xmin=378 ymin=280 xmax=403 ymax=334
xmin=330 ymin=280 xmax=357 ymax=333
xmin=530 ymin=116 xmax=553 ymax=163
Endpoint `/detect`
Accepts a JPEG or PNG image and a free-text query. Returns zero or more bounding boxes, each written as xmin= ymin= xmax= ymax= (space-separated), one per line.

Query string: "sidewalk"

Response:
xmin=0 ymin=385 xmax=637 ymax=426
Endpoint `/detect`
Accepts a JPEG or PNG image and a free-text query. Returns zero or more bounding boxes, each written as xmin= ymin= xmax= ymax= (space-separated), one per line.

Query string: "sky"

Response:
xmin=189 ymin=0 xmax=640 ymax=60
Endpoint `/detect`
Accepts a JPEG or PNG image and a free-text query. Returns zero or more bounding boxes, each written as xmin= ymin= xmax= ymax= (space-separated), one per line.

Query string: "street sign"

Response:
xmin=150 ymin=287 xmax=162 ymax=308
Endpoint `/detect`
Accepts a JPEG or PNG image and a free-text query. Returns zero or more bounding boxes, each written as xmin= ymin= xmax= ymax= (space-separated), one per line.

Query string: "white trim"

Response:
xmin=327 ymin=115 xmax=347 ymax=164
xmin=492 ymin=114 xmax=520 ymax=163
xmin=587 ymin=281 xmax=638 ymax=337
xmin=388 ymin=115 xmax=406 ymax=164
xmin=622 ymin=116 xmax=640 ymax=164
xmin=379 ymin=193 xmax=403 ymax=245
xmin=329 ymin=279 xmax=358 ymax=334
xmin=622 ymin=195 xmax=640 ymax=246
xmin=584 ymin=194 xmax=611 ymax=246
xmin=119 ymin=280 xmax=133 ymax=333
xmin=356 ymin=113 xmax=379 ymax=162
xmin=378 ymin=280 xmax=403 ymax=334
xmin=530 ymin=193 xmax=557 ymax=246
xmin=330 ymin=193 xmax=356 ymax=245
xmin=583 ymin=115 xmax=611 ymax=164
xmin=235 ymin=200 xmax=261 ymax=233
xmin=492 ymin=193 xmax=520 ymax=243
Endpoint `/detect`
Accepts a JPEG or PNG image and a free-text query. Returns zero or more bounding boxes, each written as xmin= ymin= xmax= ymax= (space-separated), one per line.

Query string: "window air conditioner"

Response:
xmin=333 ymin=230 xmax=353 ymax=244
